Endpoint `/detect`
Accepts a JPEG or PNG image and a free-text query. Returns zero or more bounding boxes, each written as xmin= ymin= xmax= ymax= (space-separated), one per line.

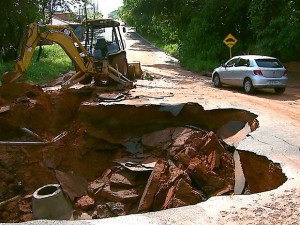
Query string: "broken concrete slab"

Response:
xmin=55 ymin=170 xmax=88 ymax=201
xmin=138 ymin=160 xmax=166 ymax=212
xmin=142 ymin=127 xmax=234 ymax=196
xmin=110 ymin=173 xmax=134 ymax=188
xmin=100 ymin=185 xmax=139 ymax=203
xmin=152 ymin=161 xmax=204 ymax=211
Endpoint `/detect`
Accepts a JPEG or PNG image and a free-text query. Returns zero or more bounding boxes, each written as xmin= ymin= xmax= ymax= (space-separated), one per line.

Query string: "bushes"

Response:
xmin=120 ymin=0 xmax=300 ymax=71
xmin=0 ymin=44 xmax=73 ymax=84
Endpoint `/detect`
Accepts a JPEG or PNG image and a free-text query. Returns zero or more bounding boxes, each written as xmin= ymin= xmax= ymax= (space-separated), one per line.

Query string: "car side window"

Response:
xmin=236 ymin=58 xmax=250 ymax=67
xmin=226 ymin=58 xmax=239 ymax=67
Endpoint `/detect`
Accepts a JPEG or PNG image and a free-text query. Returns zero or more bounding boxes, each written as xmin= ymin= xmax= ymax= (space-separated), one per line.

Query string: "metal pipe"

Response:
xmin=21 ymin=127 xmax=47 ymax=142
xmin=0 ymin=195 xmax=21 ymax=207
xmin=0 ymin=141 xmax=49 ymax=146
xmin=0 ymin=131 xmax=67 ymax=146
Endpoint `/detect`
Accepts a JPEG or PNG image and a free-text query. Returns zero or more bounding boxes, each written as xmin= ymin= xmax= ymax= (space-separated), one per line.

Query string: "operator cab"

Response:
xmin=83 ymin=19 xmax=126 ymax=59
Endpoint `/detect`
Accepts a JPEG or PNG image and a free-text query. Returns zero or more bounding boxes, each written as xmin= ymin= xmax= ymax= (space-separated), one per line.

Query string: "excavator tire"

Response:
xmin=79 ymin=75 xmax=93 ymax=84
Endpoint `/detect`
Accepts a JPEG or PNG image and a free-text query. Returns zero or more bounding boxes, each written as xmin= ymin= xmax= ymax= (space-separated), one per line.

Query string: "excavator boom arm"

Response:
xmin=2 ymin=23 xmax=93 ymax=84
xmin=2 ymin=19 xmax=137 ymax=88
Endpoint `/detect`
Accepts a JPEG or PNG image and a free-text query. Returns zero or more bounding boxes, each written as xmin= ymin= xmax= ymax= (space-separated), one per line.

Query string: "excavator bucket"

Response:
xmin=127 ymin=62 xmax=143 ymax=80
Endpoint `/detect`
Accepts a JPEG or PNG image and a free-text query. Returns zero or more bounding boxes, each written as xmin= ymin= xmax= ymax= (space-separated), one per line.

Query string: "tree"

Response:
xmin=120 ymin=0 xmax=299 ymax=64
xmin=0 ymin=0 xmax=40 ymax=61
xmin=0 ymin=0 xmax=90 ymax=61
xmin=249 ymin=0 xmax=300 ymax=60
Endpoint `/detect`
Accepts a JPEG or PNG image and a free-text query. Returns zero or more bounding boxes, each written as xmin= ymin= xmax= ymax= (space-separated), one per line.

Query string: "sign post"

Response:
xmin=223 ymin=33 xmax=238 ymax=58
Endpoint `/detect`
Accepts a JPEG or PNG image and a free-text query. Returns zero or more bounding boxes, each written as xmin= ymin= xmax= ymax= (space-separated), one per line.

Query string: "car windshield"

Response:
xmin=255 ymin=59 xmax=283 ymax=68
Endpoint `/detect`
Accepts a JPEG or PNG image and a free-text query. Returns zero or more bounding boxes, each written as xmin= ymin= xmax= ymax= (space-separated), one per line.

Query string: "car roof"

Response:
xmin=233 ymin=55 xmax=278 ymax=60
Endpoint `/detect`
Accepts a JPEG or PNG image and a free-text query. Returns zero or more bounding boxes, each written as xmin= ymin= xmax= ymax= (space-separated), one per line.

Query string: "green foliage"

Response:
xmin=0 ymin=0 xmax=40 ymax=61
xmin=108 ymin=10 xmax=119 ymax=19
xmin=164 ymin=44 xmax=179 ymax=58
xmin=143 ymin=33 xmax=179 ymax=58
xmin=0 ymin=44 xmax=73 ymax=84
xmin=120 ymin=0 xmax=300 ymax=71
xmin=249 ymin=0 xmax=300 ymax=60
xmin=0 ymin=0 xmax=90 ymax=62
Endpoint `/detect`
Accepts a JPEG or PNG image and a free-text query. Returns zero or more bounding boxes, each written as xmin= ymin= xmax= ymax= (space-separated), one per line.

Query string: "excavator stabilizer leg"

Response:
xmin=1 ymin=71 xmax=22 ymax=84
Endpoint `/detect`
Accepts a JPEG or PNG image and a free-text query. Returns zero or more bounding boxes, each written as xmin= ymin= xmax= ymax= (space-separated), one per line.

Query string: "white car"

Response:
xmin=212 ymin=55 xmax=288 ymax=94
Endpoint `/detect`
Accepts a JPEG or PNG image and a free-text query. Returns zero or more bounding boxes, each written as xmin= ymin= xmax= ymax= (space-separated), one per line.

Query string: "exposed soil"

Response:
xmin=0 ymin=30 xmax=299 ymax=222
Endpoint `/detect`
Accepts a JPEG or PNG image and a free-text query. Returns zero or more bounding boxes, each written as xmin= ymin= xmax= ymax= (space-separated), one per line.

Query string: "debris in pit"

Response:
xmin=138 ymin=159 xmax=205 ymax=212
xmin=21 ymin=127 xmax=48 ymax=142
xmin=137 ymin=160 xmax=165 ymax=212
xmin=0 ymin=130 xmax=68 ymax=146
xmin=100 ymin=185 xmax=139 ymax=203
xmin=95 ymin=202 xmax=126 ymax=219
xmin=55 ymin=170 xmax=88 ymax=201
xmin=74 ymin=195 xmax=95 ymax=211
xmin=96 ymin=93 xmax=126 ymax=102
xmin=110 ymin=173 xmax=134 ymax=188
xmin=0 ymin=106 xmax=10 ymax=113
xmin=142 ymin=127 xmax=235 ymax=197
xmin=115 ymin=160 xmax=156 ymax=172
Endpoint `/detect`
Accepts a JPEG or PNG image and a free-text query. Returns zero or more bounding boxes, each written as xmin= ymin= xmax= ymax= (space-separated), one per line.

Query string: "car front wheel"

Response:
xmin=244 ymin=78 xmax=254 ymax=94
xmin=213 ymin=73 xmax=222 ymax=87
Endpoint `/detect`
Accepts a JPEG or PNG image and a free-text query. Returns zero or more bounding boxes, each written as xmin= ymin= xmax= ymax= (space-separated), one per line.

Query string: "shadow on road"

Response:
xmin=213 ymin=85 xmax=300 ymax=101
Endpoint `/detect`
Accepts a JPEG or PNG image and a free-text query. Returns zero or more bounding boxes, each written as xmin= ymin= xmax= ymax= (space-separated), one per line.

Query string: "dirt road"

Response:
xmin=125 ymin=30 xmax=300 ymax=146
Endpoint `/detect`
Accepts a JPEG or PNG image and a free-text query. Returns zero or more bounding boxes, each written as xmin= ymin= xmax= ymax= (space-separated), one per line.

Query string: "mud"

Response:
xmin=0 ymin=83 xmax=287 ymax=222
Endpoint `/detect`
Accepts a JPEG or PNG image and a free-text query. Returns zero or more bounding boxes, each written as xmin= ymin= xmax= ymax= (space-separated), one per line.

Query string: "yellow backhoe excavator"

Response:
xmin=1 ymin=19 xmax=142 ymax=88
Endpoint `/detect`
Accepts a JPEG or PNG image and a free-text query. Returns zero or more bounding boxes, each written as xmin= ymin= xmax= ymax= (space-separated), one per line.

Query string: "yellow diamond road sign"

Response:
xmin=223 ymin=33 xmax=238 ymax=48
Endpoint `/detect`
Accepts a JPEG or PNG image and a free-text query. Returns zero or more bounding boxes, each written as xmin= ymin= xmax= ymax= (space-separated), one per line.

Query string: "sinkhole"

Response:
xmin=0 ymin=83 xmax=287 ymax=222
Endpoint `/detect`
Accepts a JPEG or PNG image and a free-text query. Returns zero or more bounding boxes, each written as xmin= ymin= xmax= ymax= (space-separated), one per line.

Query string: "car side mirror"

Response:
xmin=122 ymin=27 xmax=126 ymax=33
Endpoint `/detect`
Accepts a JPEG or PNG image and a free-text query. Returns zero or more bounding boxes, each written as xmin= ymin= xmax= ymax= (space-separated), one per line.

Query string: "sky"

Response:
xmin=94 ymin=0 xmax=124 ymax=18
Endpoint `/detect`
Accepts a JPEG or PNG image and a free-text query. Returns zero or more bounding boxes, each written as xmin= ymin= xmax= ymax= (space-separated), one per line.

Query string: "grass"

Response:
xmin=181 ymin=57 xmax=219 ymax=73
xmin=141 ymin=33 xmax=218 ymax=73
xmin=0 ymin=44 xmax=73 ymax=84
xmin=143 ymin=33 xmax=179 ymax=58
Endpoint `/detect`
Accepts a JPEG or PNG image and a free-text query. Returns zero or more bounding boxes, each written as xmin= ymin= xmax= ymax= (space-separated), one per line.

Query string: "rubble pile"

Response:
xmin=69 ymin=127 xmax=231 ymax=219
xmin=0 ymin=83 xmax=286 ymax=222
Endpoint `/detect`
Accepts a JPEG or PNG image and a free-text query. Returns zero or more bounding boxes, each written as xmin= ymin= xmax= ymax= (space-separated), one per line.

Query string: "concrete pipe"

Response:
xmin=32 ymin=184 xmax=73 ymax=220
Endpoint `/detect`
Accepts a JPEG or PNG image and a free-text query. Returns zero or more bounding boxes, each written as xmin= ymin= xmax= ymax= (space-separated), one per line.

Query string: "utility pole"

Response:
xmin=84 ymin=1 xmax=88 ymax=21
xmin=93 ymin=3 xmax=95 ymax=19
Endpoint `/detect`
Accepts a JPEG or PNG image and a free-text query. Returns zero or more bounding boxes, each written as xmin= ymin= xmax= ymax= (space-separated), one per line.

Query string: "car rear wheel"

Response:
xmin=274 ymin=87 xmax=285 ymax=94
xmin=244 ymin=78 xmax=254 ymax=94
xmin=213 ymin=73 xmax=222 ymax=87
